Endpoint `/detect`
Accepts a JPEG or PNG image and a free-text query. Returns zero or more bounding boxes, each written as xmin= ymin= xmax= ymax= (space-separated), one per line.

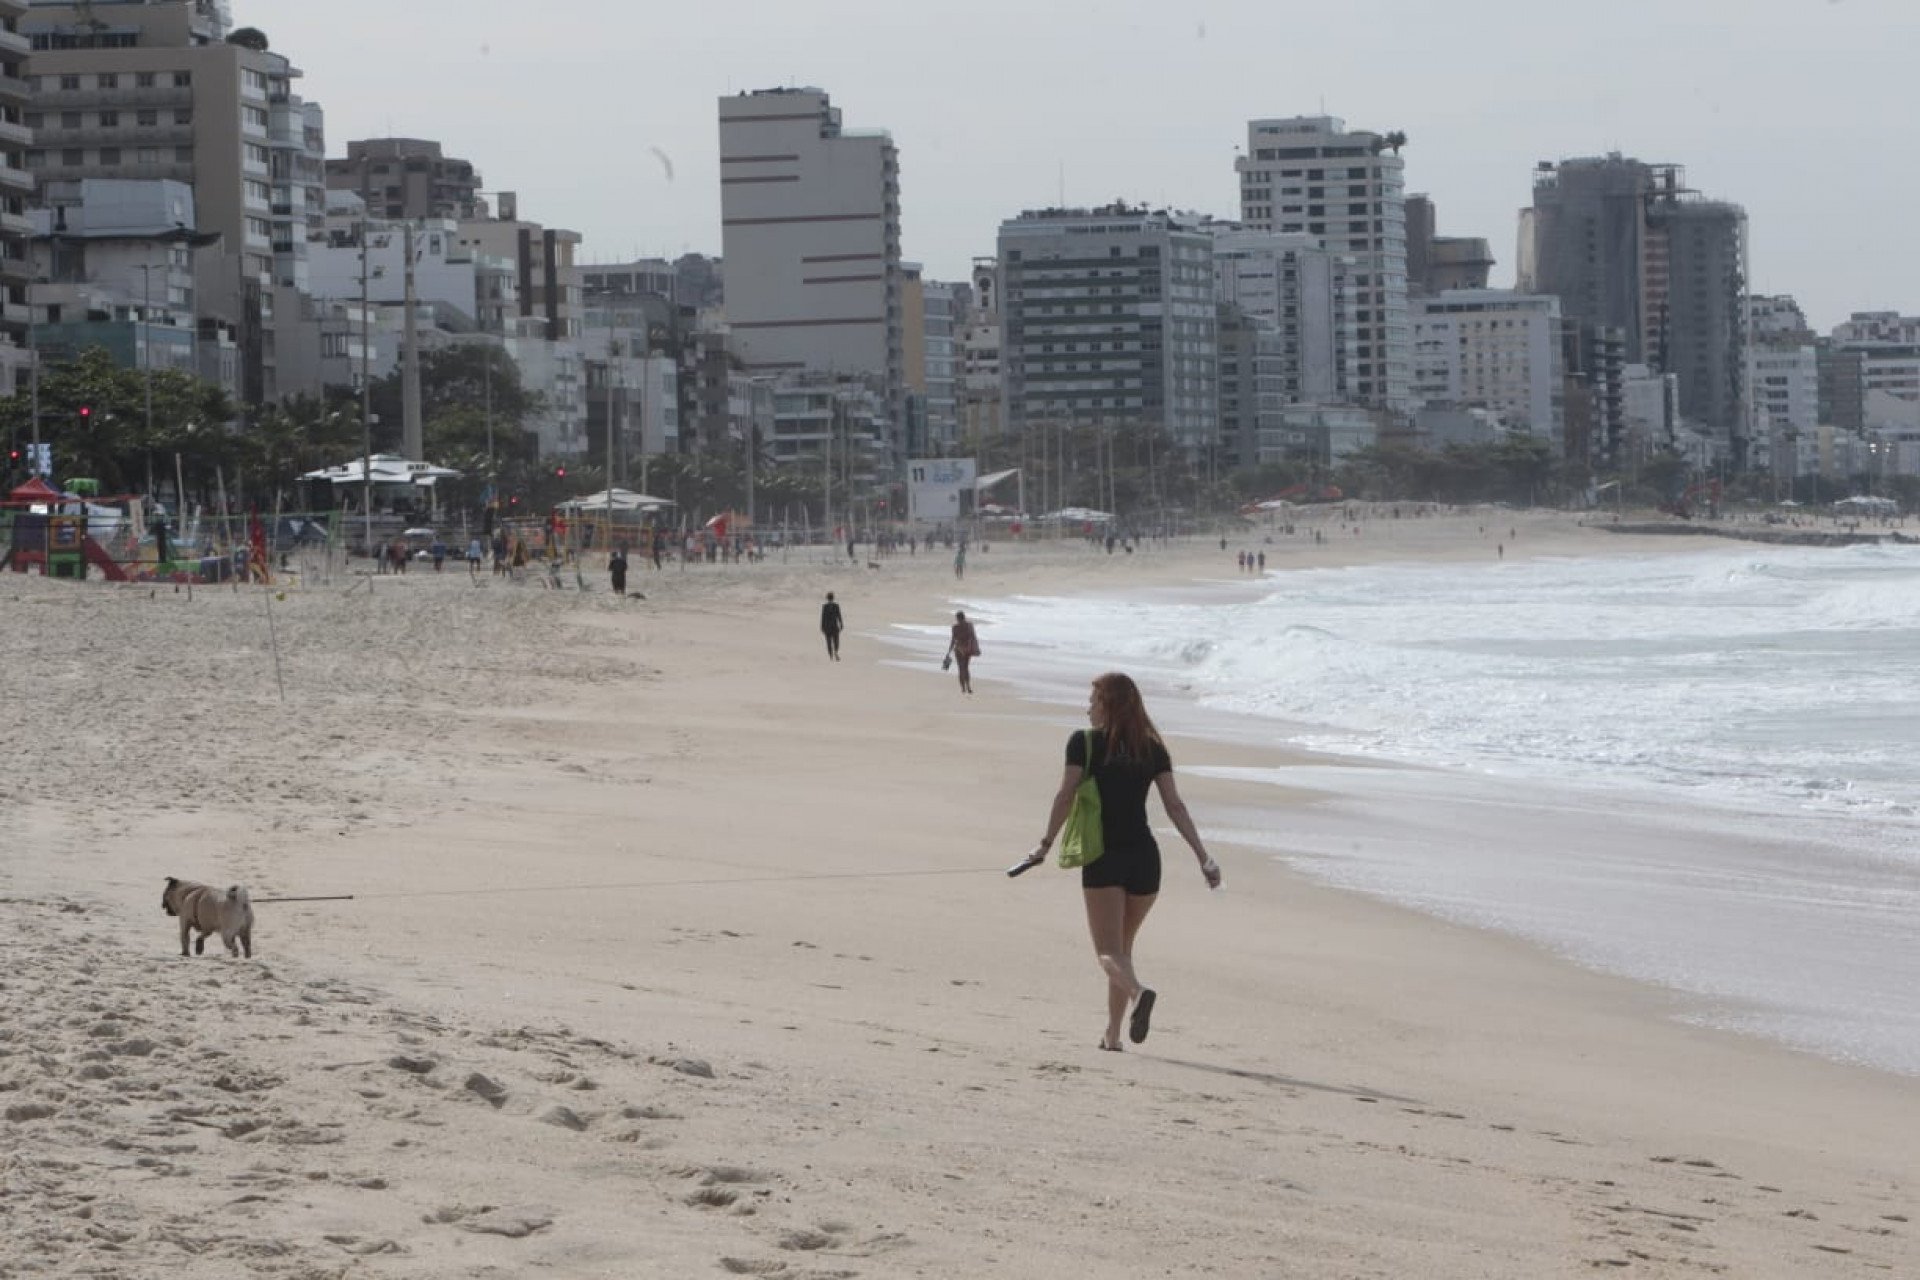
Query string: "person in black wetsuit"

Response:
xmin=1028 ymin=672 xmax=1220 ymax=1051
xmin=820 ymin=591 xmax=844 ymax=660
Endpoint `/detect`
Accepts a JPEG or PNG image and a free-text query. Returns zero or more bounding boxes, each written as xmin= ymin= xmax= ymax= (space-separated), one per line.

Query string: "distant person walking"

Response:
xmin=466 ymin=537 xmax=483 ymax=578
xmin=609 ymin=545 xmax=629 ymax=596
xmin=945 ymin=610 xmax=980 ymax=694
xmin=1020 ymin=672 xmax=1220 ymax=1051
xmin=954 ymin=542 xmax=967 ymax=580
xmin=820 ymin=591 xmax=844 ymax=660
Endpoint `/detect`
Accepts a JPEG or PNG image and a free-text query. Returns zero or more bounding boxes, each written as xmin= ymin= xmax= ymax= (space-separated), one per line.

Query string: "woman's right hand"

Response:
xmin=1201 ymin=858 xmax=1222 ymax=890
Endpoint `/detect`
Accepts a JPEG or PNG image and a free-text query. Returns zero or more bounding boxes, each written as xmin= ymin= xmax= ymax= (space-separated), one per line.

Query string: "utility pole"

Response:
xmin=359 ymin=215 xmax=373 ymax=558
xmin=400 ymin=220 xmax=423 ymax=460
xmin=606 ymin=335 xmax=618 ymax=536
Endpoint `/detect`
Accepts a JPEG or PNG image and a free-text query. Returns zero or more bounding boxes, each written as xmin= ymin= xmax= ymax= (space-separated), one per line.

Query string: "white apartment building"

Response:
xmin=1209 ymin=226 xmax=1340 ymax=403
xmin=1621 ymin=363 xmax=1680 ymax=455
xmin=1752 ymin=345 xmax=1818 ymax=435
xmin=717 ymin=88 xmax=903 ymax=432
xmin=309 ymin=217 xmax=494 ymax=331
xmin=1412 ymin=289 xmax=1563 ymax=446
xmin=997 ymin=205 xmax=1218 ymax=447
xmin=1236 ymin=115 xmax=1410 ymax=413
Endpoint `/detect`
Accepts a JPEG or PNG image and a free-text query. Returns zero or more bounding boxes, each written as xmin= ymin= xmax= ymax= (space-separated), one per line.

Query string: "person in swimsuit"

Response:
xmin=820 ymin=591 xmax=844 ymax=660
xmin=1029 ymin=672 xmax=1220 ymax=1051
xmin=945 ymin=610 xmax=979 ymax=694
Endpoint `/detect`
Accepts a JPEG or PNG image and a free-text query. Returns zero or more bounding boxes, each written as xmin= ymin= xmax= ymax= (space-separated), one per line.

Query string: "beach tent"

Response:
xmin=1039 ymin=506 xmax=1114 ymax=524
xmin=301 ymin=454 xmax=462 ymax=488
xmin=553 ymin=488 xmax=676 ymax=513
xmin=1832 ymin=495 xmax=1897 ymax=515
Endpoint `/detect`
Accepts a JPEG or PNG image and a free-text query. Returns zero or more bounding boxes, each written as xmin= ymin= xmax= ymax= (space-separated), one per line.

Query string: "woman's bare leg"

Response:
xmin=1085 ymin=888 xmax=1155 ymax=1047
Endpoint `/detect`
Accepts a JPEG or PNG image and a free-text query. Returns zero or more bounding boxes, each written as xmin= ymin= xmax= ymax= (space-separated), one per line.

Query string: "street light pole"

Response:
xmin=360 ymin=214 xmax=373 ymax=559
xmin=139 ymin=256 xmax=156 ymax=498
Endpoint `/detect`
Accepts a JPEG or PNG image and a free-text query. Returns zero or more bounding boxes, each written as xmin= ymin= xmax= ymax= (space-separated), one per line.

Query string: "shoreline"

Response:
xmin=896 ymin=535 xmax=1920 ymax=1079
xmin=3 ymin=512 xmax=1914 ymax=1277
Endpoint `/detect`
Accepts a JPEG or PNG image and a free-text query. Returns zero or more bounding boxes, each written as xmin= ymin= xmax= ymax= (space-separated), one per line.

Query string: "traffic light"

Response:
xmin=554 ymin=465 xmax=566 ymax=479
xmin=78 ymin=405 xmax=90 ymax=421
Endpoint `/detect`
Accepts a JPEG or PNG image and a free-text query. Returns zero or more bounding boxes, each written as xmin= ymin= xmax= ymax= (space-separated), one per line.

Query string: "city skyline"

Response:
xmin=249 ymin=0 xmax=1920 ymax=332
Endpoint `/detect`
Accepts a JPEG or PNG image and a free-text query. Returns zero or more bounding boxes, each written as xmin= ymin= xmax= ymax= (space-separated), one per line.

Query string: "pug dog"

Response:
xmin=161 ymin=878 xmax=255 ymax=958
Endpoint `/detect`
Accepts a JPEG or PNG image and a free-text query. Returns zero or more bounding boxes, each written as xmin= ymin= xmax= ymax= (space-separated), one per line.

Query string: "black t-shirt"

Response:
xmin=821 ymin=601 xmax=843 ymax=632
xmin=1066 ymin=729 xmax=1172 ymax=854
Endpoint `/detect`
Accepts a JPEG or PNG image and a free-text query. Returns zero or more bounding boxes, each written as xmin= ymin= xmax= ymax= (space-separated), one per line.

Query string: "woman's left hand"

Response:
xmin=1201 ymin=858 xmax=1222 ymax=890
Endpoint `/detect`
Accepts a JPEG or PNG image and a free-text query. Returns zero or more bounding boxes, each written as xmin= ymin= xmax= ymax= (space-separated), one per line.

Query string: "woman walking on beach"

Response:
xmin=1027 ymin=673 xmax=1220 ymax=1050
xmin=945 ymin=610 xmax=979 ymax=694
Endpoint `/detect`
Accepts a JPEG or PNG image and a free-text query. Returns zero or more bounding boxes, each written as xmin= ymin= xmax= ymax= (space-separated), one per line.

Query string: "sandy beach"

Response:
xmin=2 ymin=509 xmax=1913 ymax=1278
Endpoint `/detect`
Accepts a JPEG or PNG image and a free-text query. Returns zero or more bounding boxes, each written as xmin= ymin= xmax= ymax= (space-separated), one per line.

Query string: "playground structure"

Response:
xmin=3 ymin=476 xmax=339 ymax=585
xmin=0 ymin=477 xmax=128 ymax=580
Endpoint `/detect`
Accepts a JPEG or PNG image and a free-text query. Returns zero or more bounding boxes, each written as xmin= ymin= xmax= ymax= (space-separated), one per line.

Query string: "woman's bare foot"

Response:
xmin=1098 ymin=1035 xmax=1124 ymax=1052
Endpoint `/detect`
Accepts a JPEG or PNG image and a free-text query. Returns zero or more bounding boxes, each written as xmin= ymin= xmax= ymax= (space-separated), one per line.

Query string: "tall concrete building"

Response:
xmin=1528 ymin=154 xmax=1750 ymax=460
xmin=996 ymin=205 xmax=1218 ymax=447
xmin=1524 ymin=154 xmax=1654 ymax=364
xmin=1235 ymin=115 xmax=1410 ymax=413
xmin=21 ymin=0 xmax=327 ymax=401
xmin=1411 ymin=289 xmax=1564 ymax=448
xmin=326 ymin=138 xmax=481 ymax=222
xmin=716 ymin=87 xmax=902 ymax=434
xmin=0 ymin=0 xmax=34 ymax=396
xmin=1644 ymin=168 xmax=1747 ymax=447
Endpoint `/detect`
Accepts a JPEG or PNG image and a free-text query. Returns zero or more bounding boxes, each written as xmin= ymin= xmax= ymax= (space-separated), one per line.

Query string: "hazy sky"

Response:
xmin=253 ymin=0 xmax=1919 ymax=332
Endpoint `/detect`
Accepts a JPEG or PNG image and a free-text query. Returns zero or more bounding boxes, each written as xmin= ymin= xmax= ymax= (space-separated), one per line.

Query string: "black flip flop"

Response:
xmin=1128 ymin=989 xmax=1157 ymax=1044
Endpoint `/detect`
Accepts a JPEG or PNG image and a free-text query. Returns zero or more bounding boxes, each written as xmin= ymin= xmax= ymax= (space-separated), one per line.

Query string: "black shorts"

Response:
xmin=1080 ymin=844 xmax=1161 ymax=897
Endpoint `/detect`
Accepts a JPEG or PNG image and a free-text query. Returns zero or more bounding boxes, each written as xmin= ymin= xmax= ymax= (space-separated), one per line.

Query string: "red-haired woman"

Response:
xmin=1029 ymin=673 xmax=1220 ymax=1050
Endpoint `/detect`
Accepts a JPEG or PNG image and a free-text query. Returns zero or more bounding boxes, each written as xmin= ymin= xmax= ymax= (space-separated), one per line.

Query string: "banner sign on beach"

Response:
xmin=907 ymin=458 xmax=977 ymax=525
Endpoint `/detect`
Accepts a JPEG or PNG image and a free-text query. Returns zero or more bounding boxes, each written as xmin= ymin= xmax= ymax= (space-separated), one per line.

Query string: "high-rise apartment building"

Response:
xmin=996 ymin=205 xmax=1218 ymax=447
xmin=1528 ymin=154 xmax=1750 ymax=458
xmin=717 ymin=88 xmax=903 ymax=436
xmin=1209 ymin=226 xmax=1341 ymax=404
xmin=1235 ymin=115 xmax=1410 ymax=413
xmin=1411 ymin=289 xmax=1564 ymax=447
xmin=455 ymin=194 xmax=582 ymax=341
xmin=1525 ymin=155 xmax=1654 ymax=364
xmin=0 ymin=0 xmax=33 ymax=395
xmin=1828 ymin=312 xmax=1920 ymax=430
xmin=920 ymin=276 xmax=960 ymax=453
xmin=1644 ymin=170 xmax=1747 ymax=447
xmin=1748 ymin=295 xmax=1817 ymax=477
xmin=21 ymin=0 xmax=326 ymax=400
xmin=958 ymin=256 xmax=1001 ymax=440
xmin=326 ymin=138 xmax=481 ymax=222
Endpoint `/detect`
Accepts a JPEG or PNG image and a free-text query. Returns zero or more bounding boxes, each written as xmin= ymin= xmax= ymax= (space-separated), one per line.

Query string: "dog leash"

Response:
xmin=249 ymin=866 xmax=1008 ymax=906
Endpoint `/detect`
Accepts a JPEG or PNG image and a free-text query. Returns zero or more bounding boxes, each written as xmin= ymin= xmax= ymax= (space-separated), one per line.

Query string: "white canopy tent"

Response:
xmin=302 ymin=454 xmax=462 ymax=518
xmin=301 ymin=454 xmax=462 ymax=488
xmin=554 ymin=488 xmax=676 ymax=514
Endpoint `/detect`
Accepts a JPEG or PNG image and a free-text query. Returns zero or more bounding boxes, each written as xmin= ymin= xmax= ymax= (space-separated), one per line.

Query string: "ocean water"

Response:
xmin=907 ymin=544 xmax=1920 ymax=1075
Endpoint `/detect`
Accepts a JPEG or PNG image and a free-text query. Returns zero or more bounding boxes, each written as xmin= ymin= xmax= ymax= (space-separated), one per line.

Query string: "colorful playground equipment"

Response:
xmin=0 ymin=477 xmax=129 ymax=580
